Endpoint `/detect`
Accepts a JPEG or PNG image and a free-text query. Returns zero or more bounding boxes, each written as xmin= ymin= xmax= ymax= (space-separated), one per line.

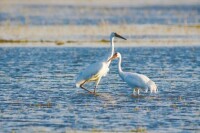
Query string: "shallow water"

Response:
xmin=0 ymin=47 xmax=200 ymax=132
xmin=0 ymin=4 xmax=199 ymax=25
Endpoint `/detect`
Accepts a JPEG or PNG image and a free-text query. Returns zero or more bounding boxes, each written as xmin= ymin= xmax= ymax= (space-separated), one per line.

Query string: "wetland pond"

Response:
xmin=0 ymin=47 xmax=200 ymax=132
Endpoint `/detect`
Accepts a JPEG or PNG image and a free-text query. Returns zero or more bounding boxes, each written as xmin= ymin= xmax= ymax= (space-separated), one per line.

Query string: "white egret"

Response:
xmin=75 ymin=33 xmax=126 ymax=94
xmin=108 ymin=52 xmax=157 ymax=95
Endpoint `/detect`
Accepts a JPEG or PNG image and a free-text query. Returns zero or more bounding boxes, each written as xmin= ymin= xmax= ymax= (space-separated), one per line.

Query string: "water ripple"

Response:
xmin=0 ymin=47 xmax=200 ymax=132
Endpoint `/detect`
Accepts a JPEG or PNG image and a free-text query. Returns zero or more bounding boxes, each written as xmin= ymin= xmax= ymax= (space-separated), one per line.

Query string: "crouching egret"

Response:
xmin=75 ymin=33 xmax=126 ymax=94
xmin=108 ymin=52 xmax=157 ymax=95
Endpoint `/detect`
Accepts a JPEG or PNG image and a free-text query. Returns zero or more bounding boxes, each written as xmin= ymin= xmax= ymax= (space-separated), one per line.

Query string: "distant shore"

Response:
xmin=1 ymin=0 xmax=200 ymax=6
xmin=0 ymin=24 xmax=200 ymax=47
xmin=1 ymin=0 xmax=199 ymax=47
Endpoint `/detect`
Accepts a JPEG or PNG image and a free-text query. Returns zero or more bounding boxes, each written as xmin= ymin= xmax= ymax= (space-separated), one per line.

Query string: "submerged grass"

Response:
xmin=1 ymin=38 xmax=200 ymax=47
xmin=0 ymin=39 xmax=30 ymax=43
xmin=0 ymin=39 xmax=79 ymax=45
xmin=130 ymin=127 xmax=147 ymax=133
xmin=0 ymin=39 xmax=109 ymax=44
xmin=99 ymin=39 xmax=109 ymax=43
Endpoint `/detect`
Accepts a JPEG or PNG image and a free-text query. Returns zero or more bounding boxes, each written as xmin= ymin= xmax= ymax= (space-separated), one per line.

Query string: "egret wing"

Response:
xmin=76 ymin=62 xmax=107 ymax=83
xmin=122 ymin=72 xmax=150 ymax=88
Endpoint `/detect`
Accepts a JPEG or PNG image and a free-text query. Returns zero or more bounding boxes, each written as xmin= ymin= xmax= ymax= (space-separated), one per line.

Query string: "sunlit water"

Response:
xmin=0 ymin=47 xmax=200 ymax=132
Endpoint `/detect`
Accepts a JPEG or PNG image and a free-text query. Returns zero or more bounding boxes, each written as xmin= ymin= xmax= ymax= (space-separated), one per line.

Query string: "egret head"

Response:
xmin=110 ymin=32 xmax=127 ymax=40
xmin=107 ymin=52 xmax=121 ymax=62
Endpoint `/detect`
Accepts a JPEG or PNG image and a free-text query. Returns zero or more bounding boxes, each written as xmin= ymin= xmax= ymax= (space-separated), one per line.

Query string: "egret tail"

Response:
xmin=147 ymin=80 xmax=157 ymax=93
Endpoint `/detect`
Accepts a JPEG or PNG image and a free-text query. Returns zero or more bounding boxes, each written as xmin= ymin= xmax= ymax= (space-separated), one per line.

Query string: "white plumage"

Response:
xmin=75 ymin=32 xmax=126 ymax=94
xmin=75 ymin=61 xmax=109 ymax=88
xmin=108 ymin=52 xmax=157 ymax=95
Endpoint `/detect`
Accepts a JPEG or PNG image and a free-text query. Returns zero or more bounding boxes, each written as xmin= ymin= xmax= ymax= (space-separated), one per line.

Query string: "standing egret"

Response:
xmin=75 ymin=33 xmax=126 ymax=94
xmin=108 ymin=52 xmax=157 ymax=95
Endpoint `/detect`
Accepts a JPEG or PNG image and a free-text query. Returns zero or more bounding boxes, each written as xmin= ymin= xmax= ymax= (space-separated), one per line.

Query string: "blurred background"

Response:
xmin=0 ymin=0 xmax=200 ymax=46
xmin=0 ymin=1 xmax=200 ymax=132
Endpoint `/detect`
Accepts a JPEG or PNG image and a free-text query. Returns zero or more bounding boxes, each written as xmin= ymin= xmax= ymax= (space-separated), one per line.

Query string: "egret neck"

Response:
xmin=109 ymin=35 xmax=115 ymax=59
xmin=117 ymin=54 xmax=123 ymax=76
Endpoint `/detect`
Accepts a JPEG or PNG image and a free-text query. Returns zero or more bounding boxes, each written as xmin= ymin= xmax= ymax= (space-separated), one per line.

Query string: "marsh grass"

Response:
xmin=34 ymin=102 xmax=52 ymax=108
xmin=99 ymin=39 xmax=109 ymax=43
xmin=55 ymin=41 xmax=65 ymax=45
xmin=0 ymin=25 xmax=199 ymax=46
xmin=130 ymin=127 xmax=147 ymax=132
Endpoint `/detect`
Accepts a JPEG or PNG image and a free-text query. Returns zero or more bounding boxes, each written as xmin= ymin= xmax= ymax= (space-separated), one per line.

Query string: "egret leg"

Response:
xmin=94 ymin=86 xmax=97 ymax=94
xmin=94 ymin=77 xmax=101 ymax=93
xmin=137 ymin=88 xmax=140 ymax=95
xmin=145 ymin=87 xmax=148 ymax=93
xmin=80 ymin=81 xmax=93 ymax=94
xmin=133 ymin=88 xmax=140 ymax=95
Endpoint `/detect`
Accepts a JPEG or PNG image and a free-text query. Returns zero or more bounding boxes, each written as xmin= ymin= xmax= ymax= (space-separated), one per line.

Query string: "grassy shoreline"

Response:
xmin=0 ymin=24 xmax=200 ymax=46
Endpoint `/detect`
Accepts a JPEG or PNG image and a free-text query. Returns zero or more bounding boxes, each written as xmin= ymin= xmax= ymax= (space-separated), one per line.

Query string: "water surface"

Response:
xmin=0 ymin=47 xmax=200 ymax=132
xmin=0 ymin=4 xmax=199 ymax=25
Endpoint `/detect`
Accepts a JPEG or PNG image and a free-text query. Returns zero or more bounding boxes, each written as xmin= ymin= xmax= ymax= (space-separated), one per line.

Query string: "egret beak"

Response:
xmin=107 ymin=53 xmax=118 ymax=62
xmin=115 ymin=33 xmax=127 ymax=40
xmin=107 ymin=57 xmax=112 ymax=62
xmin=107 ymin=56 xmax=114 ymax=62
